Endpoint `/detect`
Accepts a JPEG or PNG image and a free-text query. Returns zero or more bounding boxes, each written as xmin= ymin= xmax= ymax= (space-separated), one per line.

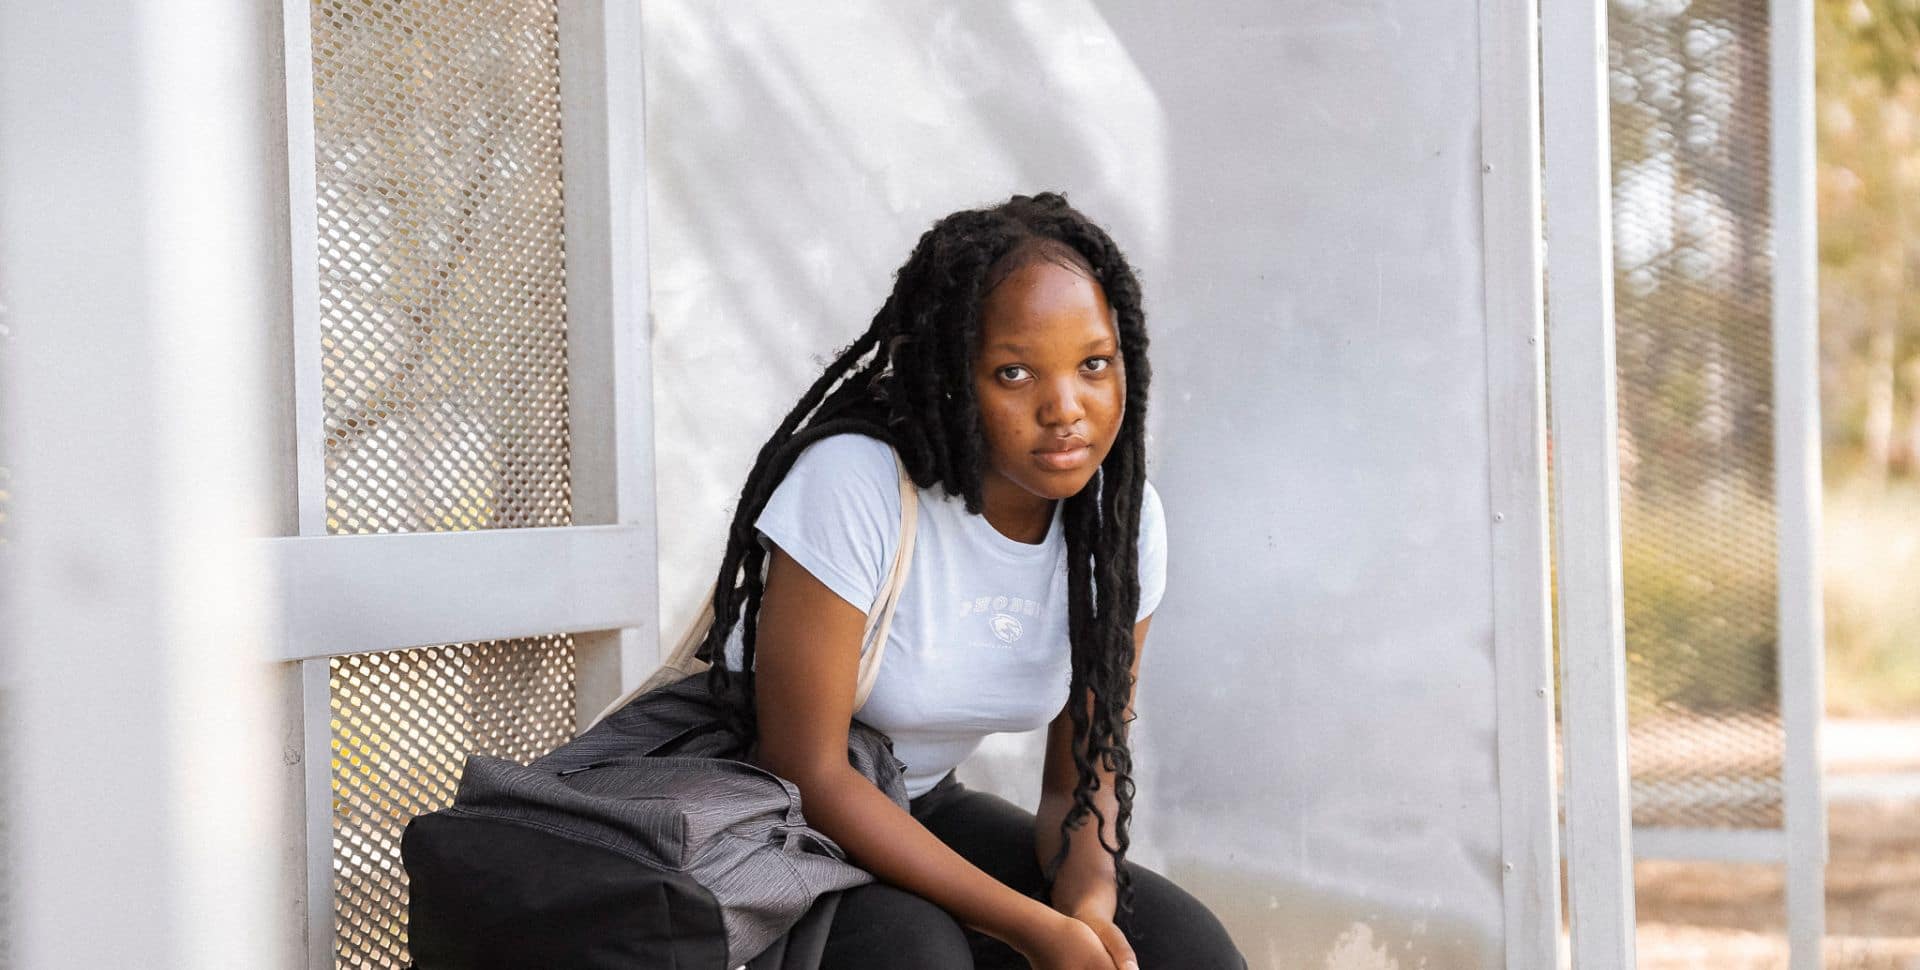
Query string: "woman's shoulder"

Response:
xmin=1114 ymin=476 xmax=1162 ymax=525
xmin=754 ymin=432 xmax=904 ymax=611
xmin=786 ymin=432 xmax=899 ymax=489
xmin=792 ymin=430 xmax=895 ymax=467
xmin=1138 ymin=477 xmax=1165 ymax=539
xmin=774 ymin=432 xmax=904 ymax=516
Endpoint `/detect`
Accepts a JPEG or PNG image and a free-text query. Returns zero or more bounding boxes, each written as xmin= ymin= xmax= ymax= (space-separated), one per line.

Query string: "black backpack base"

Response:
xmin=402 ymin=811 xmax=729 ymax=969
xmin=402 ymin=810 xmax=845 ymax=970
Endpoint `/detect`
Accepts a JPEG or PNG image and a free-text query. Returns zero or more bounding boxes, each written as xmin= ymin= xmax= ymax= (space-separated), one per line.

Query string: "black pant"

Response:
xmin=818 ymin=771 xmax=1247 ymax=969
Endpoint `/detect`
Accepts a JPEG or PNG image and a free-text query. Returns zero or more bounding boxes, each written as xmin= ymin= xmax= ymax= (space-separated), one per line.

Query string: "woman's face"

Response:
xmin=971 ymin=255 xmax=1126 ymax=504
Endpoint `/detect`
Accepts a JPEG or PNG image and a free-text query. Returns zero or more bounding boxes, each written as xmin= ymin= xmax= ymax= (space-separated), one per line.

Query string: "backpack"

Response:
xmin=401 ymin=441 xmax=919 ymax=969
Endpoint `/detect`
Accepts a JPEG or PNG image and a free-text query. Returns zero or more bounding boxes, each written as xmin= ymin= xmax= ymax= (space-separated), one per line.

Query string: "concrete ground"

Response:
xmin=1632 ymin=718 xmax=1920 ymax=970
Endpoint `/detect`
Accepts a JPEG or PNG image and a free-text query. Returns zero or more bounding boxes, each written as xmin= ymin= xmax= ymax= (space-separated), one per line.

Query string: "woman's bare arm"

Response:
xmin=1035 ymin=615 xmax=1151 ymax=921
xmin=750 ymin=544 xmax=1074 ymax=956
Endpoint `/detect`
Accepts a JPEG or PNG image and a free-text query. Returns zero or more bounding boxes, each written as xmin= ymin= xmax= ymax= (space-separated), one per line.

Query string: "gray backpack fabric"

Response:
xmin=408 ymin=669 xmax=909 ymax=969
xmin=405 ymin=434 xmax=920 ymax=968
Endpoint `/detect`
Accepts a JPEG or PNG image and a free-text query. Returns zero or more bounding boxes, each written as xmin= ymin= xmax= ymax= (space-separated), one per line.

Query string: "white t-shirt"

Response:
xmin=721 ymin=432 xmax=1167 ymax=800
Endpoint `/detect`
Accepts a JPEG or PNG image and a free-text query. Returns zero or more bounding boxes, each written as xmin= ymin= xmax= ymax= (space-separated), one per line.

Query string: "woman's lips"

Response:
xmin=1033 ymin=444 xmax=1091 ymax=470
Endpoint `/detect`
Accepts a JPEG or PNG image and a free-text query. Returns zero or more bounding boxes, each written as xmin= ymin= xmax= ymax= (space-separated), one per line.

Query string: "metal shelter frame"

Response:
xmin=266 ymin=1 xmax=659 ymax=964
xmin=0 ymin=1 xmax=1824 ymax=967
xmin=1541 ymin=1 xmax=1826 ymax=968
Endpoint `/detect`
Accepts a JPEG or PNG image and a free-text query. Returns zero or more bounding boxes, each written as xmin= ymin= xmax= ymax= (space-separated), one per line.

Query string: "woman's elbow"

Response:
xmin=758 ymin=743 xmax=855 ymax=796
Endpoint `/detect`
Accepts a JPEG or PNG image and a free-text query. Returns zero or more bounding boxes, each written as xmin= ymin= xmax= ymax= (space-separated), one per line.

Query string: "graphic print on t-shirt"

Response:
xmin=957 ymin=593 xmax=1044 ymax=649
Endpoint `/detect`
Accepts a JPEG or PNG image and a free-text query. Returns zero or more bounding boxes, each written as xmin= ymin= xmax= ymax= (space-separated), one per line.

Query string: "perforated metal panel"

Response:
xmin=308 ymin=1 xmax=577 ymax=967
xmin=1607 ymin=0 xmax=1782 ymax=831
xmin=311 ymin=0 xmax=573 ymax=538
xmin=330 ymin=639 xmax=576 ymax=966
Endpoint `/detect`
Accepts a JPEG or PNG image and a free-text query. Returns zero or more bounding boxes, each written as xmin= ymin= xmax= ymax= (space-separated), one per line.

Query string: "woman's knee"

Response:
xmin=1115 ymin=864 xmax=1247 ymax=970
xmin=819 ymin=882 xmax=973 ymax=970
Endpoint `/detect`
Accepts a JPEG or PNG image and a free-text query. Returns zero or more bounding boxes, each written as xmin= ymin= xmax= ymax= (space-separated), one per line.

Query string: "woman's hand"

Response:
xmin=1067 ymin=910 xmax=1139 ymax=970
xmin=1016 ymin=911 xmax=1126 ymax=970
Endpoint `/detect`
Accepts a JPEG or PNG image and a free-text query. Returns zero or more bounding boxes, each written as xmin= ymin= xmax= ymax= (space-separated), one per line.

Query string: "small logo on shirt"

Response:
xmin=988 ymin=612 xmax=1024 ymax=644
xmin=959 ymin=594 xmax=1039 ymax=649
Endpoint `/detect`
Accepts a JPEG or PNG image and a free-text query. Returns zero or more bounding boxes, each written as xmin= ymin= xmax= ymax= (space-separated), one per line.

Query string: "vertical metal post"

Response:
xmin=274 ymin=4 xmax=342 ymax=966
xmin=1770 ymin=0 xmax=1828 ymax=966
xmin=1541 ymin=0 xmax=1639 ymax=965
xmin=0 ymin=1 xmax=287 ymax=966
xmin=1479 ymin=0 xmax=1565 ymax=965
xmin=558 ymin=0 xmax=661 ymax=731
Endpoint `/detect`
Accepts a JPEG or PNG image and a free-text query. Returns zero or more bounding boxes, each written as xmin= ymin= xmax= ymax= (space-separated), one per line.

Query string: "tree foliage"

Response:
xmin=1816 ymin=0 xmax=1920 ymax=480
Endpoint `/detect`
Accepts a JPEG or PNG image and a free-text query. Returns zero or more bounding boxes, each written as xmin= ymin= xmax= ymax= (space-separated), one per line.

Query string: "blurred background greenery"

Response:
xmin=1816 ymin=0 xmax=1920 ymax=717
xmin=1550 ymin=0 xmax=1920 ymax=724
xmin=1540 ymin=0 xmax=1920 ymax=733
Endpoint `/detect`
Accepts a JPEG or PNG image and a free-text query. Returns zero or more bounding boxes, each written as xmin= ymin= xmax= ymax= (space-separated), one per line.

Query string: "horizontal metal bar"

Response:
xmin=261 ymin=524 xmax=654 ymax=660
xmin=1826 ymin=772 xmax=1920 ymax=803
xmin=1632 ymin=827 xmax=1788 ymax=863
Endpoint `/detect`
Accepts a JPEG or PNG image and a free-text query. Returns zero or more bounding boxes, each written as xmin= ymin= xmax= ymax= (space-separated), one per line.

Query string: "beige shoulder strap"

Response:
xmin=584 ymin=443 xmax=918 ymax=730
xmin=854 ymin=447 xmax=917 ymax=709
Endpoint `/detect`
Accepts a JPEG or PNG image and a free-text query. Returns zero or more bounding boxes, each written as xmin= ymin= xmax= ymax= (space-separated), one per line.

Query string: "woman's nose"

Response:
xmin=1038 ymin=377 xmax=1086 ymax=426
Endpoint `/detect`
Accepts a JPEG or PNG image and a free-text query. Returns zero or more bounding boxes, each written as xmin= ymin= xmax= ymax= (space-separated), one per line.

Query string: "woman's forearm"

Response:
xmin=792 ymin=762 xmax=1064 ymax=951
xmin=1034 ymin=779 xmax=1121 ymax=919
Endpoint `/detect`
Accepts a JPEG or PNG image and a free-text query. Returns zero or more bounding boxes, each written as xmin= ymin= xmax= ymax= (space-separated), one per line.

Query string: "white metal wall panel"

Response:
xmin=0 ymin=183 xmax=14 ymax=970
xmin=0 ymin=3 xmax=289 ymax=966
xmin=641 ymin=3 xmax=1557 ymax=966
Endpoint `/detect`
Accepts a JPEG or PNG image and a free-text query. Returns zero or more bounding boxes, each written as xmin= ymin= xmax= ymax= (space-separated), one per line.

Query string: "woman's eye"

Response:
xmin=997 ymin=365 xmax=1030 ymax=382
xmin=1084 ymin=357 xmax=1113 ymax=373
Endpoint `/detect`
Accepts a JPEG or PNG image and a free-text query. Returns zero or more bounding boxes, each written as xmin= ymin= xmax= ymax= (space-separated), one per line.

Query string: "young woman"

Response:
xmin=699 ymin=193 xmax=1245 ymax=970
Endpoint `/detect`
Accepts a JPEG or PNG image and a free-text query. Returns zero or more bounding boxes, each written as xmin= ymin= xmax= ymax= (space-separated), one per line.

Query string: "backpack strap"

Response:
xmin=585 ymin=443 xmax=919 ymax=730
xmin=853 ymin=446 xmax=917 ymax=709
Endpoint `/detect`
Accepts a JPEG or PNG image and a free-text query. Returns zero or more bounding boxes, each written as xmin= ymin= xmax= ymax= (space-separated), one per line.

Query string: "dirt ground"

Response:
xmin=1632 ymin=719 xmax=1920 ymax=969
